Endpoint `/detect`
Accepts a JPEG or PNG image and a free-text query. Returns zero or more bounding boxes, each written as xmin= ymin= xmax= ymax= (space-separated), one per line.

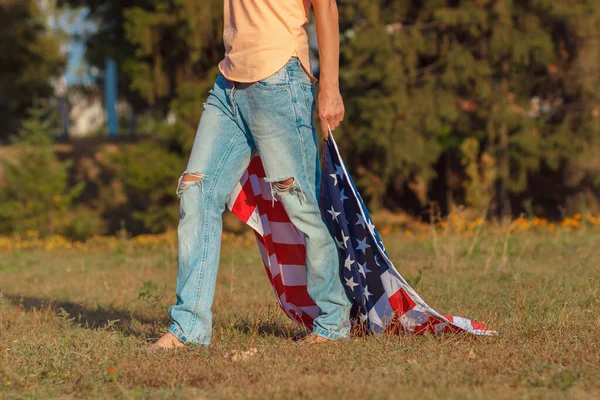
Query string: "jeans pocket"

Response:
xmin=300 ymin=84 xmax=315 ymax=114
xmin=255 ymin=66 xmax=289 ymax=90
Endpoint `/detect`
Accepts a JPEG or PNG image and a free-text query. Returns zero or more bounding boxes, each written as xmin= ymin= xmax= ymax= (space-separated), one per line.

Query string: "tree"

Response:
xmin=0 ymin=0 xmax=64 ymax=141
xmin=61 ymin=0 xmax=224 ymax=231
xmin=337 ymin=0 xmax=600 ymax=218
xmin=60 ymin=0 xmax=223 ymax=145
xmin=0 ymin=106 xmax=85 ymax=236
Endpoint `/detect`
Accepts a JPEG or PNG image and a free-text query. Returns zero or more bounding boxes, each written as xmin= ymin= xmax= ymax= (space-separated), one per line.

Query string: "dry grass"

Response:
xmin=1 ymin=227 xmax=599 ymax=399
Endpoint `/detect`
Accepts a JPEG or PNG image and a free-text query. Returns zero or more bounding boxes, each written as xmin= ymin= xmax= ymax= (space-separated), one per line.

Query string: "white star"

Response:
xmin=327 ymin=205 xmax=341 ymax=222
xmin=363 ymin=285 xmax=372 ymax=300
xmin=358 ymin=262 xmax=372 ymax=278
xmin=335 ymin=164 xmax=344 ymax=179
xmin=374 ymin=255 xmax=381 ymax=266
xmin=329 ymin=173 xmax=338 ymax=186
xmin=355 ymin=213 xmax=367 ymax=229
xmin=340 ymin=231 xmax=350 ymax=248
xmin=367 ymin=219 xmax=376 ymax=232
xmin=344 ymin=255 xmax=355 ymax=270
xmin=355 ymin=237 xmax=371 ymax=254
xmin=339 ymin=189 xmax=349 ymax=203
xmin=359 ymin=312 xmax=368 ymax=322
xmin=345 ymin=276 xmax=359 ymax=290
xmin=334 ymin=237 xmax=344 ymax=249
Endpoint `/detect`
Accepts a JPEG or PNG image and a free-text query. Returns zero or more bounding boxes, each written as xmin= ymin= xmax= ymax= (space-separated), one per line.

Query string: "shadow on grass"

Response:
xmin=4 ymin=294 xmax=312 ymax=340
xmin=4 ymin=293 xmax=169 ymax=338
xmin=230 ymin=318 xmax=309 ymax=340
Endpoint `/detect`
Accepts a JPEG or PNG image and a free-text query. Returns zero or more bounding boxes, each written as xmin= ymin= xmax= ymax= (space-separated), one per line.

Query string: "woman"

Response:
xmin=154 ymin=0 xmax=350 ymax=348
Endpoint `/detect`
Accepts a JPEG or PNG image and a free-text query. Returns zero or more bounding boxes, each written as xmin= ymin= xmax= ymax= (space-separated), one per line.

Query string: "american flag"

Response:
xmin=227 ymin=135 xmax=497 ymax=336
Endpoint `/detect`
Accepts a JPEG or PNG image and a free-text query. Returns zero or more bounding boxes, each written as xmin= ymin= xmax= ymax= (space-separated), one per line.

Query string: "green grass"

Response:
xmin=1 ymin=229 xmax=599 ymax=399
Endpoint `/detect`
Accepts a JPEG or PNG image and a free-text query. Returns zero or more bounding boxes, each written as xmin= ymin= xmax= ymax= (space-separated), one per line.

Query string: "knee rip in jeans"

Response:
xmin=176 ymin=172 xmax=205 ymax=197
xmin=266 ymin=177 xmax=307 ymax=206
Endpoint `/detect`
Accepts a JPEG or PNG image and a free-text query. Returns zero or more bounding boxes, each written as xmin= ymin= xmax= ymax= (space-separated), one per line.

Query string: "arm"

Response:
xmin=312 ymin=0 xmax=344 ymax=140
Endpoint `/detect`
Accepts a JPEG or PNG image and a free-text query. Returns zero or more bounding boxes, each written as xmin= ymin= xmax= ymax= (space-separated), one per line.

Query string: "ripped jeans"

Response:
xmin=167 ymin=58 xmax=351 ymax=345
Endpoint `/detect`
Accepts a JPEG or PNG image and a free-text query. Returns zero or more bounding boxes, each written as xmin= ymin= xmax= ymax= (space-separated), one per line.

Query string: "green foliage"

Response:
xmin=0 ymin=107 xmax=87 ymax=237
xmin=34 ymin=0 xmax=600 ymax=233
xmin=460 ymin=137 xmax=497 ymax=214
xmin=338 ymin=0 xmax=600 ymax=214
xmin=0 ymin=0 xmax=64 ymax=141
xmin=114 ymin=141 xmax=185 ymax=233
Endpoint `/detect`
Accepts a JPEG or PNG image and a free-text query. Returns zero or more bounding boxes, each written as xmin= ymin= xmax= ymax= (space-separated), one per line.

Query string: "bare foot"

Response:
xmin=298 ymin=334 xmax=333 ymax=344
xmin=152 ymin=332 xmax=185 ymax=349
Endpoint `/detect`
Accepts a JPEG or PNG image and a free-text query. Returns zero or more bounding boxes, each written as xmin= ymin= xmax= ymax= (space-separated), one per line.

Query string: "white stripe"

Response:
xmin=367 ymin=308 xmax=384 ymax=333
xmin=372 ymin=294 xmax=394 ymax=327
xmin=257 ymin=240 xmax=269 ymax=268
xmin=227 ymin=182 xmax=243 ymax=212
xmin=249 ymin=174 xmax=262 ymax=196
xmin=246 ymin=209 xmax=264 ymax=236
xmin=299 ymin=305 xmax=319 ymax=319
xmin=380 ymin=270 xmax=402 ymax=296
xmin=259 ymin=214 xmax=272 ymax=236
xmin=469 ymin=329 xmax=499 ymax=336
xmin=269 ymin=253 xmax=281 ymax=277
xmin=399 ymin=306 xmax=430 ymax=333
xmin=279 ymin=293 xmax=304 ymax=323
xmin=259 ymin=178 xmax=273 ymax=200
xmin=433 ymin=322 xmax=446 ymax=335
xmin=279 ymin=264 xmax=307 ymax=286
xmin=448 ymin=316 xmax=472 ymax=331
xmin=367 ymin=295 xmax=394 ymax=333
xmin=269 ymin=221 xmax=304 ymax=245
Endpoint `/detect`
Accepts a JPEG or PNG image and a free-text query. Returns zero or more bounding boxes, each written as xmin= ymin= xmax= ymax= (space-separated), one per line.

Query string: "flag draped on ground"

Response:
xmin=227 ymin=135 xmax=497 ymax=336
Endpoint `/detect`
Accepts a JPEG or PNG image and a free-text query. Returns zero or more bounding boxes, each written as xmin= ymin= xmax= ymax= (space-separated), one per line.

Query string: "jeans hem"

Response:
xmin=167 ymin=323 xmax=188 ymax=344
xmin=311 ymin=326 xmax=350 ymax=341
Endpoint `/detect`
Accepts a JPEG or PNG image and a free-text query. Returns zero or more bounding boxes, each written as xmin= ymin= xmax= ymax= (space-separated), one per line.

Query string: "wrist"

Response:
xmin=319 ymin=79 xmax=340 ymax=91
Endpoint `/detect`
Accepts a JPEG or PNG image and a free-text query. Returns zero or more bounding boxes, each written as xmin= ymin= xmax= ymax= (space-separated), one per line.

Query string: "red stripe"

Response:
xmin=282 ymin=284 xmax=315 ymax=307
xmin=413 ymin=316 xmax=443 ymax=335
xmin=231 ymin=193 xmax=256 ymax=224
xmin=248 ymin=156 xmax=266 ymax=177
xmin=270 ymin=272 xmax=315 ymax=307
xmin=470 ymin=320 xmax=493 ymax=332
xmin=255 ymin=197 xmax=291 ymax=222
xmin=388 ymin=288 xmax=417 ymax=318
xmin=272 ymin=242 xmax=306 ymax=266
xmin=259 ymin=233 xmax=306 ymax=265
xmin=271 ymin=271 xmax=286 ymax=298
xmin=296 ymin=310 xmax=314 ymax=330
xmin=441 ymin=324 xmax=462 ymax=334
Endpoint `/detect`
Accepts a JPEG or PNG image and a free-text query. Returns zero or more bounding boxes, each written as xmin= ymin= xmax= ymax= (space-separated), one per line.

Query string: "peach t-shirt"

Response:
xmin=219 ymin=0 xmax=315 ymax=83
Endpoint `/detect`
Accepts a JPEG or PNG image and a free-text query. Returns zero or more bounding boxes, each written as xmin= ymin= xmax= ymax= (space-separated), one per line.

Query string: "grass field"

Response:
xmin=1 ymin=223 xmax=599 ymax=399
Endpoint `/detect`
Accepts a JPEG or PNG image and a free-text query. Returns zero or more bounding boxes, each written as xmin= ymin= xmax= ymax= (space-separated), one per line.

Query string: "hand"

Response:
xmin=317 ymin=83 xmax=345 ymax=140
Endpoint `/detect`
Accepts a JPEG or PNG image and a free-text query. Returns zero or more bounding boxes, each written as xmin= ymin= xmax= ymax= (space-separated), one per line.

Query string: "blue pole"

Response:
xmin=105 ymin=58 xmax=119 ymax=137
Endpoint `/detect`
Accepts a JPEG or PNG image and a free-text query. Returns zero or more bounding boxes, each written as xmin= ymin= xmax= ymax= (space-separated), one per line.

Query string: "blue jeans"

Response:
xmin=167 ymin=58 xmax=351 ymax=345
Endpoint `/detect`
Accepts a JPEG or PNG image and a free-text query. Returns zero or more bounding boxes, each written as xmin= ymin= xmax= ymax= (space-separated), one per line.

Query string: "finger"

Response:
xmin=319 ymin=111 xmax=331 ymax=122
xmin=330 ymin=120 xmax=339 ymax=131
xmin=320 ymin=119 xmax=330 ymax=141
xmin=329 ymin=117 xmax=340 ymax=131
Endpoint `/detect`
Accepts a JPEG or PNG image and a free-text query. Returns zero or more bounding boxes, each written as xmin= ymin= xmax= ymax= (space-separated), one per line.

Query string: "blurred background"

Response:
xmin=0 ymin=0 xmax=599 ymax=241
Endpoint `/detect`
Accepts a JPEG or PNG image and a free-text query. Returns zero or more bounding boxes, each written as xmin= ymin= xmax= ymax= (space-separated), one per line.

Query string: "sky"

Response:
xmin=54 ymin=7 xmax=97 ymax=87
